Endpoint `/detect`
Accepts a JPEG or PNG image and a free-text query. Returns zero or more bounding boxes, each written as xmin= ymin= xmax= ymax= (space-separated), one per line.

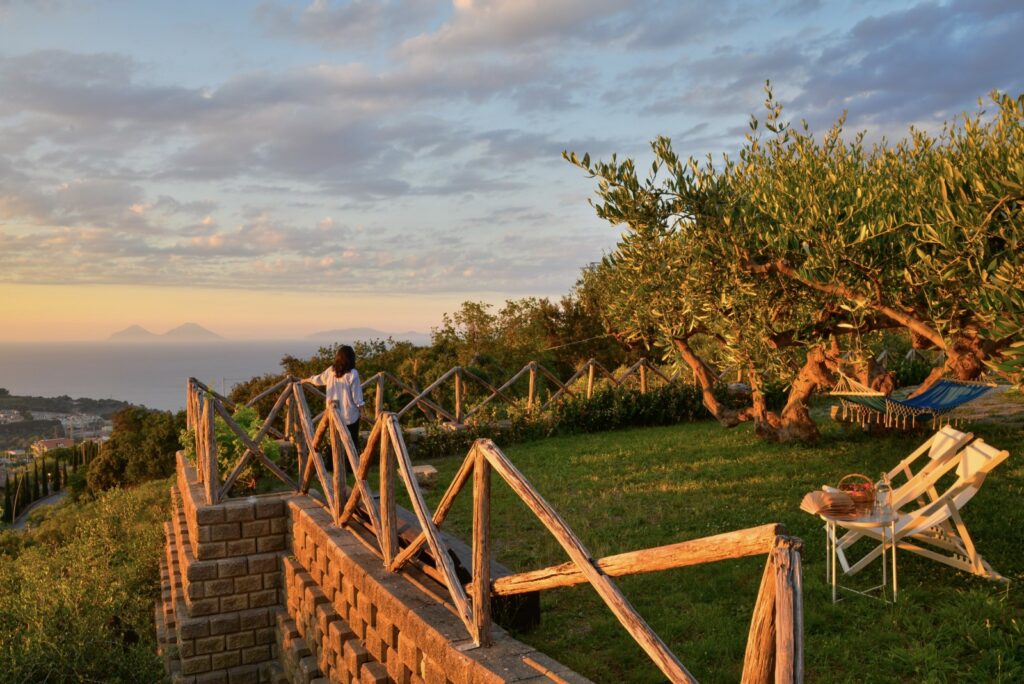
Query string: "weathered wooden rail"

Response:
xmin=185 ymin=377 xmax=803 ymax=683
xmin=233 ymin=357 xmax=680 ymax=430
xmin=379 ymin=357 xmax=677 ymax=425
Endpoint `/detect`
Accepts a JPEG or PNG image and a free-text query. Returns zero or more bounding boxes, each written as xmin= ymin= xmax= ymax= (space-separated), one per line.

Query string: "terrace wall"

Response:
xmin=157 ymin=454 xmax=588 ymax=684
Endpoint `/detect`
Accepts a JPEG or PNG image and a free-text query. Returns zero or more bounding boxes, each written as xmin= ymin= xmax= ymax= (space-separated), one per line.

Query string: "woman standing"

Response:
xmin=304 ymin=345 xmax=364 ymax=451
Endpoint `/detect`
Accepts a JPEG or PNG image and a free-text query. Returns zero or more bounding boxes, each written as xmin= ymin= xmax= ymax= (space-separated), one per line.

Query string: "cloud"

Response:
xmin=400 ymin=0 xmax=625 ymax=57
xmin=2 ymin=0 xmax=1021 ymax=304
xmin=256 ymin=0 xmax=447 ymax=50
xmin=793 ymin=0 xmax=1024 ymax=130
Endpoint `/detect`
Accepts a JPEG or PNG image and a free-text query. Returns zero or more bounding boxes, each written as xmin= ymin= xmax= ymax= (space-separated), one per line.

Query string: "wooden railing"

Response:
xmin=354 ymin=357 xmax=678 ymax=427
xmin=184 ymin=375 xmax=803 ymax=683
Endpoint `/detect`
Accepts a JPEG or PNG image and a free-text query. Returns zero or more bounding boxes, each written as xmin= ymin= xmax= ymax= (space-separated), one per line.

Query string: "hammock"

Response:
xmin=831 ymin=373 xmax=997 ymax=429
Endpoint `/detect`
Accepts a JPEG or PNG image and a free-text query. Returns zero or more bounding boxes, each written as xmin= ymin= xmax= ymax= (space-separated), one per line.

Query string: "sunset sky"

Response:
xmin=1 ymin=0 xmax=1022 ymax=341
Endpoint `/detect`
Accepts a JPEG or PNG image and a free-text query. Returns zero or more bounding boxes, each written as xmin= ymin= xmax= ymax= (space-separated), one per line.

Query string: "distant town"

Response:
xmin=0 ymin=389 xmax=130 ymax=485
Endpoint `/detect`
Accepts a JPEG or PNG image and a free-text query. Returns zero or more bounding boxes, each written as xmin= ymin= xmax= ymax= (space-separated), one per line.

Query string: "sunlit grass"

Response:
xmin=414 ymin=421 xmax=1024 ymax=683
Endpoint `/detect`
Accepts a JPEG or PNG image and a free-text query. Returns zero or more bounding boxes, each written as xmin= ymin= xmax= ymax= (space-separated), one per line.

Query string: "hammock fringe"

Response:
xmin=831 ymin=372 xmax=997 ymax=430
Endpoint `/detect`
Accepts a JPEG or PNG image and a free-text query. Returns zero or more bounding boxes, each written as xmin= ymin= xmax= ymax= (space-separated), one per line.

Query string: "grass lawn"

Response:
xmin=412 ymin=420 xmax=1024 ymax=683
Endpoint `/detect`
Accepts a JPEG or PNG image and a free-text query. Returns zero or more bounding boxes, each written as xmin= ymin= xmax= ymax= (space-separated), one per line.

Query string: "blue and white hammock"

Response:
xmin=831 ymin=373 xmax=997 ymax=429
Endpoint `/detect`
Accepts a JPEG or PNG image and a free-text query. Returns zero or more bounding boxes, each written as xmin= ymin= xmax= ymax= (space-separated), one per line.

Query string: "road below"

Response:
xmin=10 ymin=490 xmax=68 ymax=530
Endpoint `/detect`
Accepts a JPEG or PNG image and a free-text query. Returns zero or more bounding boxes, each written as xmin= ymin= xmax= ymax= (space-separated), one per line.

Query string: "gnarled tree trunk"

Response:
xmin=754 ymin=345 xmax=841 ymax=443
xmin=673 ymin=337 xmax=839 ymax=443
xmin=672 ymin=337 xmax=759 ymax=428
xmin=909 ymin=334 xmax=988 ymax=398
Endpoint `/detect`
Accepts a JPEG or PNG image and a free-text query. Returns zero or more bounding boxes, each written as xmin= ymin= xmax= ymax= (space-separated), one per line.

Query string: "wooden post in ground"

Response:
xmin=379 ymin=422 xmax=397 ymax=565
xmin=528 ymin=362 xmax=537 ymax=410
xmin=195 ymin=394 xmax=205 ymax=484
xmin=640 ymin=362 xmax=649 ymax=394
xmin=329 ymin=410 xmax=344 ymax=523
xmin=186 ymin=380 xmax=194 ymax=430
xmin=773 ymin=538 xmax=804 ymax=683
xmin=587 ymin=360 xmax=595 ymax=399
xmin=375 ymin=374 xmax=384 ymax=419
xmin=203 ymin=398 xmax=217 ymax=504
xmin=471 ymin=446 xmax=491 ymax=646
xmin=455 ymin=367 xmax=464 ymax=424
xmin=741 ymin=554 xmax=777 ymax=684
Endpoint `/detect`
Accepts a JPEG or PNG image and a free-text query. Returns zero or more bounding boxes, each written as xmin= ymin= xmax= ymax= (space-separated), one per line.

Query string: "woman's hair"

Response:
xmin=333 ymin=345 xmax=356 ymax=378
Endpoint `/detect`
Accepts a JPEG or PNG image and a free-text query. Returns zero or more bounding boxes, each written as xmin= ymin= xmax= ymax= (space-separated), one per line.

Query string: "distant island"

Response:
xmin=306 ymin=327 xmax=430 ymax=346
xmin=108 ymin=322 xmax=223 ymax=342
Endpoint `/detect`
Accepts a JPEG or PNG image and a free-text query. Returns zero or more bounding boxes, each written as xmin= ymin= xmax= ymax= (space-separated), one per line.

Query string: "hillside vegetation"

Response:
xmin=0 ymin=479 xmax=170 ymax=683
xmin=0 ymin=389 xmax=131 ymax=418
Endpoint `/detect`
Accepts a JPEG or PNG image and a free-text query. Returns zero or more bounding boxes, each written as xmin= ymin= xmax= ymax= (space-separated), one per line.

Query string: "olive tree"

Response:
xmin=568 ymin=87 xmax=1024 ymax=442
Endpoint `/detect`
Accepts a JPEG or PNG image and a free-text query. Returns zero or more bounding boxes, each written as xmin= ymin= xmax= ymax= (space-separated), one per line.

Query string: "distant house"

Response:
xmin=31 ymin=437 xmax=74 ymax=456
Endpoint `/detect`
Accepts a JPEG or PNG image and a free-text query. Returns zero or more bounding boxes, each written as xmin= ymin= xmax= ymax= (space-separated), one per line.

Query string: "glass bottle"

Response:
xmin=874 ymin=472 xmax=892 ymax=518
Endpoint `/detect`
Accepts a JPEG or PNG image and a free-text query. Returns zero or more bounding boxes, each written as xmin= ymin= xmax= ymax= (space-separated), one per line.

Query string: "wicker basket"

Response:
xmin=837 ymin=473 xmax=875 ymax=513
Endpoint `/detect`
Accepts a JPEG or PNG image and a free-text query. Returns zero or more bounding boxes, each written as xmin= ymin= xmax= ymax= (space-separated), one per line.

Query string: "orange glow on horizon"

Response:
xmin=0 ymin=283 xmax=500 ymax=342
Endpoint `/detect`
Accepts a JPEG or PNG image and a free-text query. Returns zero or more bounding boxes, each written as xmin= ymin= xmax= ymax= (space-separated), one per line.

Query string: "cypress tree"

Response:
xmin=32 ymin=461 xmax=40 ymax=502
xmin=3 ymin=477 xmax=11 ymax=522
xmin=51 ymin=461 xmax=60 ymax=492
xmin=62 ymin=463 xmax=69 ymax=489
xmin=12 ymin=474 xmax=22 ymax=517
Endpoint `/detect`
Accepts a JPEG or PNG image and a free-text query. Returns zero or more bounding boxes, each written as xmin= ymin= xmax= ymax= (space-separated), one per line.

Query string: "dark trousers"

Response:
xmin=346 ymin=421 xmax=361 ymax=453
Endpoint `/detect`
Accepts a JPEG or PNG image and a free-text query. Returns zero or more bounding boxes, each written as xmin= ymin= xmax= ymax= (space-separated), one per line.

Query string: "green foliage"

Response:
xmin=2 ymin=480 xmax=10 ymax=525
xmin=566 ymin=87 xmax=1024 ymax=429
xmin=409 ymin=382 xmax=775 ymax=459
xmin=230 ymin=290 xmax=633 ymax=421
xmin=0 ymin=419 xmax=63 ymax=451
xmin=0 ymin=480 xmax=169 ymax=682
xmin=86 ymin=407 xmax=185 ymax=495
xmin=213 ymin=406 xmax=281 ymax=495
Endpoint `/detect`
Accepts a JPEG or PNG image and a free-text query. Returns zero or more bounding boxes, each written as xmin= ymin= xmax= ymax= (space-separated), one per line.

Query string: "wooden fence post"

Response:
xmin=528 ymin=362 xmax=537 ymax=410
xmin=186 ymin=380 xmax=193 ymax=430
xmin=773 ymin=538 xmax=804 ymax=684
xmin=640 ymin=362 xmax=649 ymax=394
xmin=379 ymin=422 xmax=397 ymax=565
xmin=471 ymin=445 xmax=491 ymax=646
xmin=455 ymin=367 xmax=464 ymax=424
xmin=328 ymin=410 xmax=343 ymax=522
xmin=203 ymin=397 xmax=217 ymax=504
xmin=375 ymin=374 xmax=384 ymax=419
xmin=195 ymin=393 xmax=205 ymax=484
xmin=587 ymin=360 xmax=595 ymax=399
xmin=741 ymin=554 xmax=777 ymax=684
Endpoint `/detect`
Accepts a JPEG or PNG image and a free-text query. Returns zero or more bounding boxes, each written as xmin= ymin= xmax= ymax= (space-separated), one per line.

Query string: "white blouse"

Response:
xmin=305 ymin=367 xmax=364 ymax=425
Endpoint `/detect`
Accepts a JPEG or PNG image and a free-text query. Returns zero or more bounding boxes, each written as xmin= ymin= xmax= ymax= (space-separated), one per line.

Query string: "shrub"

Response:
xmin=86 ymin=407 xmax=185 ymax=495
xmin=178 ymin=405 xmax=282 ymax=495
xmin=412 ymin=383 xmax=725 ymax=458
xmin=890 ymin=353 xmax=936 ymax=388
xmin=0 ymin=480 xmax=168 ymax=682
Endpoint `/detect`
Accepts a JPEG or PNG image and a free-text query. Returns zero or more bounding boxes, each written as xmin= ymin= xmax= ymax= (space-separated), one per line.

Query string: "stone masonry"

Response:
xmin=158 ymin=453 xmax=590 ymax=684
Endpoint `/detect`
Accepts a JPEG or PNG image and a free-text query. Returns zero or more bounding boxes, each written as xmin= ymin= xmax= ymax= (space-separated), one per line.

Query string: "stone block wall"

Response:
xmin=158 ymin=454 xmax=292 ymax=683
xmin=279 ymin=500 xmax=589 ymax=684
xmin=159 ymin=453 xmax=589 ymax=684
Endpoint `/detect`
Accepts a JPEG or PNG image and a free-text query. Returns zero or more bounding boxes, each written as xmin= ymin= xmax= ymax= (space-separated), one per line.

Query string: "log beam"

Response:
xmin=491 ymin=523 xmax=784 ymax=596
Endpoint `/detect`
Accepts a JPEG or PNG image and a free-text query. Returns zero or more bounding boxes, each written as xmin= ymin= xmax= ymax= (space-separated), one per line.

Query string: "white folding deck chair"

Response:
xmin=833 ymin=426 xmax=972 ymax=549
xmin=836 ymin=438 xmax=1009 ymax=582
xmin=885 ymin=425 xmax=974 ymax=510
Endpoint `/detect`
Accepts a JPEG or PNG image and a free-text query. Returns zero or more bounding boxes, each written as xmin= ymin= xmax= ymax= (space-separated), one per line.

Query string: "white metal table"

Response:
xmin=822 ymin=511 xmax=899 ymax=603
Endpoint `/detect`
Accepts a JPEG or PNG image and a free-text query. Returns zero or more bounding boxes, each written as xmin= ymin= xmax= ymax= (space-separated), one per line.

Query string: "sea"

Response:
xmin=0 ymin=341 xmax=329 ymax=412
